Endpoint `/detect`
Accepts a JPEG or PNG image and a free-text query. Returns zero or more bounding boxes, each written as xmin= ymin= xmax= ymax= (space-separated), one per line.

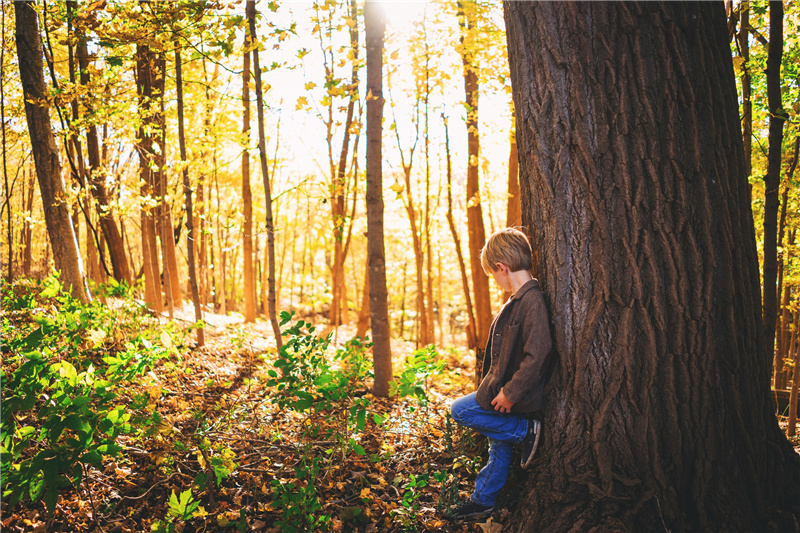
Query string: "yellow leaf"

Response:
xmin=217 ymin=515 xmax=229 ymax=527
xmin=160 ymin=331 xmax=172 ymax=348
xmin=296 ymin=96 xmax=308 ymax=110
xmin=305 ymin=82 xmax=317 ymax=91
xmin=389 ymin=182 xmax=404 ymax=196
xmin=360 ymin=487 xmax=371 ymax=499
xmin=732 ymin=56 xmax=745 ymax=74
xmin=390 ymin=50 xmax=399 ymax=61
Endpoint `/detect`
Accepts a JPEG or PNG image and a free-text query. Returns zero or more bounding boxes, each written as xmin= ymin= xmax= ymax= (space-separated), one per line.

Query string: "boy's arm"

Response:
xmin=502 ymin=294 xmax=552 ymax=405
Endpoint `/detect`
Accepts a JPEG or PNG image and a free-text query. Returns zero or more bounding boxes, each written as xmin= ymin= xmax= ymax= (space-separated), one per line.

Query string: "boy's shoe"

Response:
xmin=445 ymin=499 xmax=494 ymax=521
xmin=520 ymin=419 xmax=541 ymax=469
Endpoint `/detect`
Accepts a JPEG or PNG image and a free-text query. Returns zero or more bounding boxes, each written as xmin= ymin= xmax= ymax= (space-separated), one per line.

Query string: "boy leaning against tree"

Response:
xmin=446 ymin=227 xmax=554 ymax=521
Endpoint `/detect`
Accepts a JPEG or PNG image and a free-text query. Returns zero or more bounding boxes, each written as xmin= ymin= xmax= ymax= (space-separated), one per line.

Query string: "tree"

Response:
xmin=247 ymin=0 xmax=281 ymax=349
xmin=504 ymin=2 xmax=800 ymax=530
xmin=175 ymin=45 xmax=204 ymax=347
xmin=365 ymin=0 xmax=391 ymax=398
xmin=242 ymin=14 xmax=256 ymax=323
xmin=15 ymin=0 xmax=90 ymax=303
xmin=763 ymin=0 xmax=786 ymax=382
xmin=457 ymin=0 xmax=491 ymax=384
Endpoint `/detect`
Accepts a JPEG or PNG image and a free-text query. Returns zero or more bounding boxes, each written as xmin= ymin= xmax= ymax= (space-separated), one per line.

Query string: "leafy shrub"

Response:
xmin=0 ymin=276 xmax=174 ymax=516
xmin=390 ymin=345 xmax=445 ymax=407
xmin=270 ymin=447 xmax=330 ymax=532
xmin=265 ymin=312 xmax=382 ymax=446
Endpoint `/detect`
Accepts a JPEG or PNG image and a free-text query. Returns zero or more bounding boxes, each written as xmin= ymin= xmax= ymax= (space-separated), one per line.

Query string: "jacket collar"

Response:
xmin=509 ymin=278 xmax=540 ymax=301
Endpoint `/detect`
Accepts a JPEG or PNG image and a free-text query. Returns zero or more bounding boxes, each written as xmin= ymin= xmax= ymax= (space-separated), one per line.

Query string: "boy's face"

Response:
xmin=489 ymin=263 xmax=513 ymax=293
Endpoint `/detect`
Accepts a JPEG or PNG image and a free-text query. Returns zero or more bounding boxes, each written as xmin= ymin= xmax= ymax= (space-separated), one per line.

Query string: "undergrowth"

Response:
xmin=0 ymin=276 xmax=483 ymax=532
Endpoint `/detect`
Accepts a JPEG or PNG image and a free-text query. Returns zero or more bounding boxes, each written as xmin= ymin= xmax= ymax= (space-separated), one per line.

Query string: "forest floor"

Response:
xmin=2 ymin=302 xmax=530 ymax=533
xmin=4 ymin=295 xmax=800 ymax=533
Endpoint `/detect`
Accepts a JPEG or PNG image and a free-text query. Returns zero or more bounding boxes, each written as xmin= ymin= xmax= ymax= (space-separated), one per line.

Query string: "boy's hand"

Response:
xmin=491 ymin=388 xmax=514 ymax=413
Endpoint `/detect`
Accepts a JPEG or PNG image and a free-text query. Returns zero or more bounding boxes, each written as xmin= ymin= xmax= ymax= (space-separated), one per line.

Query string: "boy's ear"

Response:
xmin=495 ymin=262 xmax=507 ymax=273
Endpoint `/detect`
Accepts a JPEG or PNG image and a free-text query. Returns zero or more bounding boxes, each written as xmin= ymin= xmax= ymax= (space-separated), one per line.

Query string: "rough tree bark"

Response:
xmin=365 ymin=0 xmax=392 ymax=397
xmin=15 ymin=0 xmax=90 ymax=302
xmin=242 ymin=21 xmax=256 ymax=323
xmin=504 ymin=2 xmax=800 ymax=530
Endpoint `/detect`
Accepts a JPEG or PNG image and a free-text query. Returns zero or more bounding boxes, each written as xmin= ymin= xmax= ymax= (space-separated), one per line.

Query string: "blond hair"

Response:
xmin=480 ymin=228 xmax=533 ymax=274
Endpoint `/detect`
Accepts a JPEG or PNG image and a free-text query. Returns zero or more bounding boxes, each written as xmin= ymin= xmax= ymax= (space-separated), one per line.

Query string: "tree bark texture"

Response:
xmin=764 ymin=0 xmax=784 ymax=387
xmin=242 ymin=23 xmax=256 ymax=324
xmin=248 ymin=0 xmax=282 ymax=349
xmin=15 ymin=1 xmax=90 ymax=303
xmin=505 ymin=2 xmax=800 ymax=530
xmin=365 ymin=0 xmax=392 ymax=398
xmin=176 ymin=47 xmax=204 ymax=347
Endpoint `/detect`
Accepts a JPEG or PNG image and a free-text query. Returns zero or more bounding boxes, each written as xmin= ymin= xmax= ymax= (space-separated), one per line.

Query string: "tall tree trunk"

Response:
xmin=136 ymin=43 xmax=162 ymax=314
xmin=155 ymin=56 xmax=174 ymax=319
xmin=242 ymin=25 xmax=256 ymax=323
xmin=23 ymin=166 xmax=35 ymax=276
xmin=247 ymin=0 xmax=282 ymax=349
xmin=788 ymin=315 xmax=799 ymax=436
xmin=457 ymin=0 xmax=491 ymax=385
xmin=175 ymin=47 xmax=204 ymax=346
xmin=1 ymin=0 xmax=10 ymax=282
xmin=738 ymin=2 xmax=752 ymax=181
xmin=764 ymin=0 xmax=785 ymax=387
xmin=443 ymin=115 xmax=478 ymax=353
xmin=75 ymin=28 xmax=132 ymax=286
xmin=328 ymin=0 xmax=360 ymax=328
xmin=156 ymin=55 xmax=181 ymax=310
xmin=15 ymin=1 xmax=90 ymax=302
xmin=365 ymin=0 xmax=391 ymax=397
xmin=505 ymin=2 xmax=800 ymax=530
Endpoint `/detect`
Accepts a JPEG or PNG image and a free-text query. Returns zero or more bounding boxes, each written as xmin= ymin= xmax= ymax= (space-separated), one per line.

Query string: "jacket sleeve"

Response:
xmin=501 ymin=291 xmax=552 ymax=405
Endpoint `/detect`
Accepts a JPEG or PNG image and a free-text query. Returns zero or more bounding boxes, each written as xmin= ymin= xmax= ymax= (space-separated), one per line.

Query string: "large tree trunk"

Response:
xmin=248 ymin=0 xmax=282 ymax=349
xmin=15 ymin=1 xmax=90 ymax=303
xmin=365 ymin=0 xmax=392 ymax=398
xmin=505 ymin=2 xmax=800 ymax=530
xmin=457 ymin=1 xmax=492 ymax=385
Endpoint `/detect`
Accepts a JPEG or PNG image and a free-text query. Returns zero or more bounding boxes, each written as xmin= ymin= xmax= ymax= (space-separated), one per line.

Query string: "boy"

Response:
xmin=446 ymin=227 xmax=553 ymax=520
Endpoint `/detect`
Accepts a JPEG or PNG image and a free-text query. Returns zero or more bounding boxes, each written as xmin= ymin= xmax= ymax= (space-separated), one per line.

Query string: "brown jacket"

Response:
xmin=475 ymin=279 xmax=553 ymax=414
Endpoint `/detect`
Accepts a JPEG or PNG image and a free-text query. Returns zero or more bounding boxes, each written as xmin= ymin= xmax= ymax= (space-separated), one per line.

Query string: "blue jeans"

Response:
xmin=450 ymin=392 xmax=529 ymax=507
